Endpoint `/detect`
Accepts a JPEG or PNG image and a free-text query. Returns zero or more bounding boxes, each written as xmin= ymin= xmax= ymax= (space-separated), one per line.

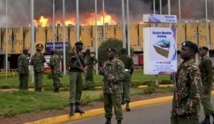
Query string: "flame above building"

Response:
xmin=34 ymin=11 xmax=118 ymax=27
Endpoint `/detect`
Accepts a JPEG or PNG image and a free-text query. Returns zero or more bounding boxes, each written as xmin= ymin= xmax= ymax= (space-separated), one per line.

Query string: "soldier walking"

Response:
xmin=84 ymin=49 xmax=98 ymax=82
xmin=17 ymin=48 xmax=29 ymax=90
xmin=118 ymin=48 xmax=134 ymax=111
xmin=198 ymin=46 xmax=214 ymax=124
xmin=30 ymin=44 xmax=46 ymax=92
xmin=99 ymin=48 xmax=125 ymax=124
xmin=170 ymin=41 xmax=202 ymax=124
xmin=67 ymin=41 xmax=86 ymax=116
xmin=47 ymin=49 xmax=61 ymax=93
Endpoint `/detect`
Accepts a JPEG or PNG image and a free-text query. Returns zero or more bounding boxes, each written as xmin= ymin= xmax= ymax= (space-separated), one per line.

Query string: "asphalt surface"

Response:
xmin=63 ymin=98 xmax=214 ymax=124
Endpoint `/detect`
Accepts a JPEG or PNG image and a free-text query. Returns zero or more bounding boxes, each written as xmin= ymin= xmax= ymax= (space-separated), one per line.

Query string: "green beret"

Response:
xmin=199 ymin=46 xmax=209 ymax=51
xmin=108 ymin=47 xmax=117 ymax=53
xmin=181 ymin=41 xmax=198 ymax=52
xmin=75 ymin=41 xmax=83 ymax=46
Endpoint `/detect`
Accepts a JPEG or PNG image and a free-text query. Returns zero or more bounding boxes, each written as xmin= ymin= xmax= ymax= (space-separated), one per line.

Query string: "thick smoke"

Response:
xmin=0 ymin=0 xmax=213 ymax=27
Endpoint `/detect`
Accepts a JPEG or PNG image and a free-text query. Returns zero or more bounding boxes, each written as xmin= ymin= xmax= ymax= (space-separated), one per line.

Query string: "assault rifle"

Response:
xmin=101 ymin=67 xmax=113 ymax=87
xmin=172 ymin=73 xmax=179 ymax=108
xmin=75 ymin=54 xmax=86 ymax=73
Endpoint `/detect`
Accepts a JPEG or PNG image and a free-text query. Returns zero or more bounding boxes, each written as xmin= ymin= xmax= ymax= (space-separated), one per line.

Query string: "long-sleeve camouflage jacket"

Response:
xmin=103 ymin=58 xmax=125 ymax=94
xmin=30 ymin=53 xmax=46 ymax=73
xmin=199 ymin=55 xmax=213 ymax=91
xmin=171 ymin=59 xmax=202 ymax=119
xmin=17 ymin=53 xmax=29 ymax=74
xmin=48 ymin=54 xmax=61 ymax=74
xmin=67 ymin=50 xmax=85 ymax=72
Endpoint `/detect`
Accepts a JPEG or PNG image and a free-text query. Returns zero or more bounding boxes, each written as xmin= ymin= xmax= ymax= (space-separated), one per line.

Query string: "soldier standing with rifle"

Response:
xmin=170 ymin=41 xmax=202 ymax=124
xmin=118 ymin=48 xmax=134 ymax=111
xmin=47 ymin=49 xmax=61 ymax=93
xmin=67 ymin=41 xmax=86 ymax=116
xmin=99 ymin=48 xmax=125 ymax=124
xmin=198 ymin=46 xmax=214 ymax=124
xmin=17 ymin=48 xmax=29 ymax=90
xmin=30 ymin=44 xmax=46 ymax=92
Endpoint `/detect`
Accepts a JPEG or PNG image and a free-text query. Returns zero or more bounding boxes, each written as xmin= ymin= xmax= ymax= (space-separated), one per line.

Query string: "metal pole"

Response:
xmin=63 ymin=0 xmax=66 ymax=75
xmin=5 ymin=0 xmax=8 ymax=78
xmin=52 ymin=0 xmax=55 ymax=49
xmin=178 ymin=0 xmax=181 ymax=47
xmin=102 ymin=0 xmax=105 ymax=42
xmin=205 ymin=0 xmax=210 ymax=49
xmin=168 ymin=0 xmax=171 ymax=15
xmin=126 ymin=0 xmax=130 ymax=55
xmin=76 ymin=0 xmax=80 ymax=42
xmin=153 ymin=0 xmax=156 ymax=14
xmin=121 ymin=0 xmax=126 ymax=48
xmin=95 ymin=0 xmax=98 ymax=74
xmin=159 ymin=0 xmax=162 ymax=14
xmin=30 ymin=0 xmax=35 ymax=82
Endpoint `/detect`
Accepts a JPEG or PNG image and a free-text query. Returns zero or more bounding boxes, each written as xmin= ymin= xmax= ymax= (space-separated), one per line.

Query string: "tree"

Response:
xmin=98 ymin=38 xmax=123 ymax=66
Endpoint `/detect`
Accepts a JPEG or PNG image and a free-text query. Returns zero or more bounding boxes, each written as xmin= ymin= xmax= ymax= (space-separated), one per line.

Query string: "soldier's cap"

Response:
xmin=181 ymin=41 xmax=198 ymax=53
xmin=120 ymin=48 xmax=127 ymax=53
xmin=75 ymin=41 xmax=83 ymax=46
xmin=36 ymin=44 xmax=43 ymax=50
xmin=108 ymin=47 xmax=117 ymax=53
xmin=199 ymin=46 xmax=209 ymax=51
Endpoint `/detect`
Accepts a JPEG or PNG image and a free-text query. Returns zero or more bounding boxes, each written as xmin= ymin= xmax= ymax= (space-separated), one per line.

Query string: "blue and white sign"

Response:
xmin=143 ymin=27 xmax=177 ymax=75
xmin=45 ymin=42 xmax=69 ymax=54
xmin=143 ymin=14 xmax=177 ymax=23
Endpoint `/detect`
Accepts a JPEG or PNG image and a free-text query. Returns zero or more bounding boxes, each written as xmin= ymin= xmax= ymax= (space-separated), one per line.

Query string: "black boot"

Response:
xmin=200 ymin=115 xmax=210 ymax=124
xmin=54 ymin=88 xmax=59 ymax=93
xmin=117 ymin=120 xmax=122 ymax=124
xmin=75 ymin=103 xmax=85 ymax=114
xmin=105 ymin=118 xmax=111 ymax=124
xmin=125 ymin=102 xmax=131 ymax=112
xmin=38 ymin=87 xmax=42 ymax=92
xmin=69 ymin=103 xmax=74 ymax=116
xmin=121 ymin=96 xmax=125 ymax=105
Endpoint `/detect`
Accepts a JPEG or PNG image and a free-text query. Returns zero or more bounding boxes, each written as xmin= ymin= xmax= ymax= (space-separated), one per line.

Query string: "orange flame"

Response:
xmin=34 ymin=12 xmax=117 ymax=27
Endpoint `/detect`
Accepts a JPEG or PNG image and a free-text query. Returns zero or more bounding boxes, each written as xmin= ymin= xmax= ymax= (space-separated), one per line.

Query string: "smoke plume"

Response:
xmin=0 ymin=0 xmax=213 ymax=27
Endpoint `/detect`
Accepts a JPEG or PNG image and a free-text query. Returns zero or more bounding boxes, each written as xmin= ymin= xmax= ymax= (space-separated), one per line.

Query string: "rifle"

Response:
xmin=101 ymin=67 xmax=113 ymax=87
xmin=75 ymin=54 xmax=86 ymax=73
xmin=172 ymin=73 xmax=179 ymax=108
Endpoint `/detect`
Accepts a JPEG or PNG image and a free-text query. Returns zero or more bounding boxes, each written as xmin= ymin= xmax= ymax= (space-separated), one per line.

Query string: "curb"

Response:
xmin=25 ymin=96 xmax=173 ymax=124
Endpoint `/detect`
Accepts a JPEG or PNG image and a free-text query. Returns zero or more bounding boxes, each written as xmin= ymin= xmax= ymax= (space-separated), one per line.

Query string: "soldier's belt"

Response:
xmin=125 ymin=69 xmax=130 ymax=72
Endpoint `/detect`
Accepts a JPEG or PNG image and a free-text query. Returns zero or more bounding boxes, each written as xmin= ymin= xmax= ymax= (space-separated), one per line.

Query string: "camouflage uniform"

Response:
xmin=102 ymin=58 xmax=125 ymax=121
xmin=199 ymin=56 xmax=214 ymax=118
xmin=85 ymin=53 xmax=97 ymax=82
xmin=17 ymin=53 xmax=29 ymax=90
xmin=118 ymin=54 xmax=134 ymax=104
xmin=67 ymin=51 xmax=85 ymax=104
xmin=171 ymin=59 xmax=202 ymax=124
xmin=48 ymin=53 xmax=61 ymax=92
xmin=30 ymin=53 xmax=46 ymax=91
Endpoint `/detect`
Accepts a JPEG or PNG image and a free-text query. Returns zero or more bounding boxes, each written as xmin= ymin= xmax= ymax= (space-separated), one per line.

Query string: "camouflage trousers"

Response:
xmin=85 ymin=68 xmax=94 ymax=82
xmin=201 ymin=90 xmax=214 ymax=115
xmin=69 ymin=72 xmax=83 ymax=104
xmin=122 ymin=72 xmax=131 ymax=102
xmin=34 ymin=72 xmax=43 ymax=91
xmin=104 ymin=93 xmax=123 ymax=121
xmin=52 ymin=72 xmax=60 ymax=89
xmin=171 ymin=116 xmax=199 ymax=124
xmin=19 ymin=73 xmax=29 ymax=90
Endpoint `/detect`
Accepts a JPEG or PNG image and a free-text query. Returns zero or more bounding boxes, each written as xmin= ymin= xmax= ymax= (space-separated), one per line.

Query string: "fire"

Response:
xmin=34 ymin=12 xmax=117 ymax=27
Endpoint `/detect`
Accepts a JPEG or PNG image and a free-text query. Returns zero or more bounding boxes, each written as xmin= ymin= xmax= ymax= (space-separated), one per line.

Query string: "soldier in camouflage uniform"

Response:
xmin=84 ymin=49 xmax=98 ymax=82
xmin=47 ymin=49 xmax=61 ymax=93
xmin=30 ymin=44 xmax=46 ymax=92
xmin=67 ymin=41 xmax=86 ymax=116
xmin=198 ymin=46 xmax=214 ymax=124
xmin=171 ymin=41 xmax=202 ymax=124
xmin=17 ymin=48 xmax=29 ymax=90
xmin=99 ymin=48 xmax=125 ymax=124
xmin=118 ymin=48 xmax=134 ymax=112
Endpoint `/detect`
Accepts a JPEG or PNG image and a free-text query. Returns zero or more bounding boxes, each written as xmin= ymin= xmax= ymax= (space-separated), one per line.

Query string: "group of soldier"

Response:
xmin=171 ymin=41 xmax=214 ymax=124
xmin=17 ymin=40 xmax=214 ymax=124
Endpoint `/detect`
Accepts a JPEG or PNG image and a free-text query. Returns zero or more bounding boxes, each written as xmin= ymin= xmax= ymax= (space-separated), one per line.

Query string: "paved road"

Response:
xmin=64 ymin=99 xmax=214 ymax=124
